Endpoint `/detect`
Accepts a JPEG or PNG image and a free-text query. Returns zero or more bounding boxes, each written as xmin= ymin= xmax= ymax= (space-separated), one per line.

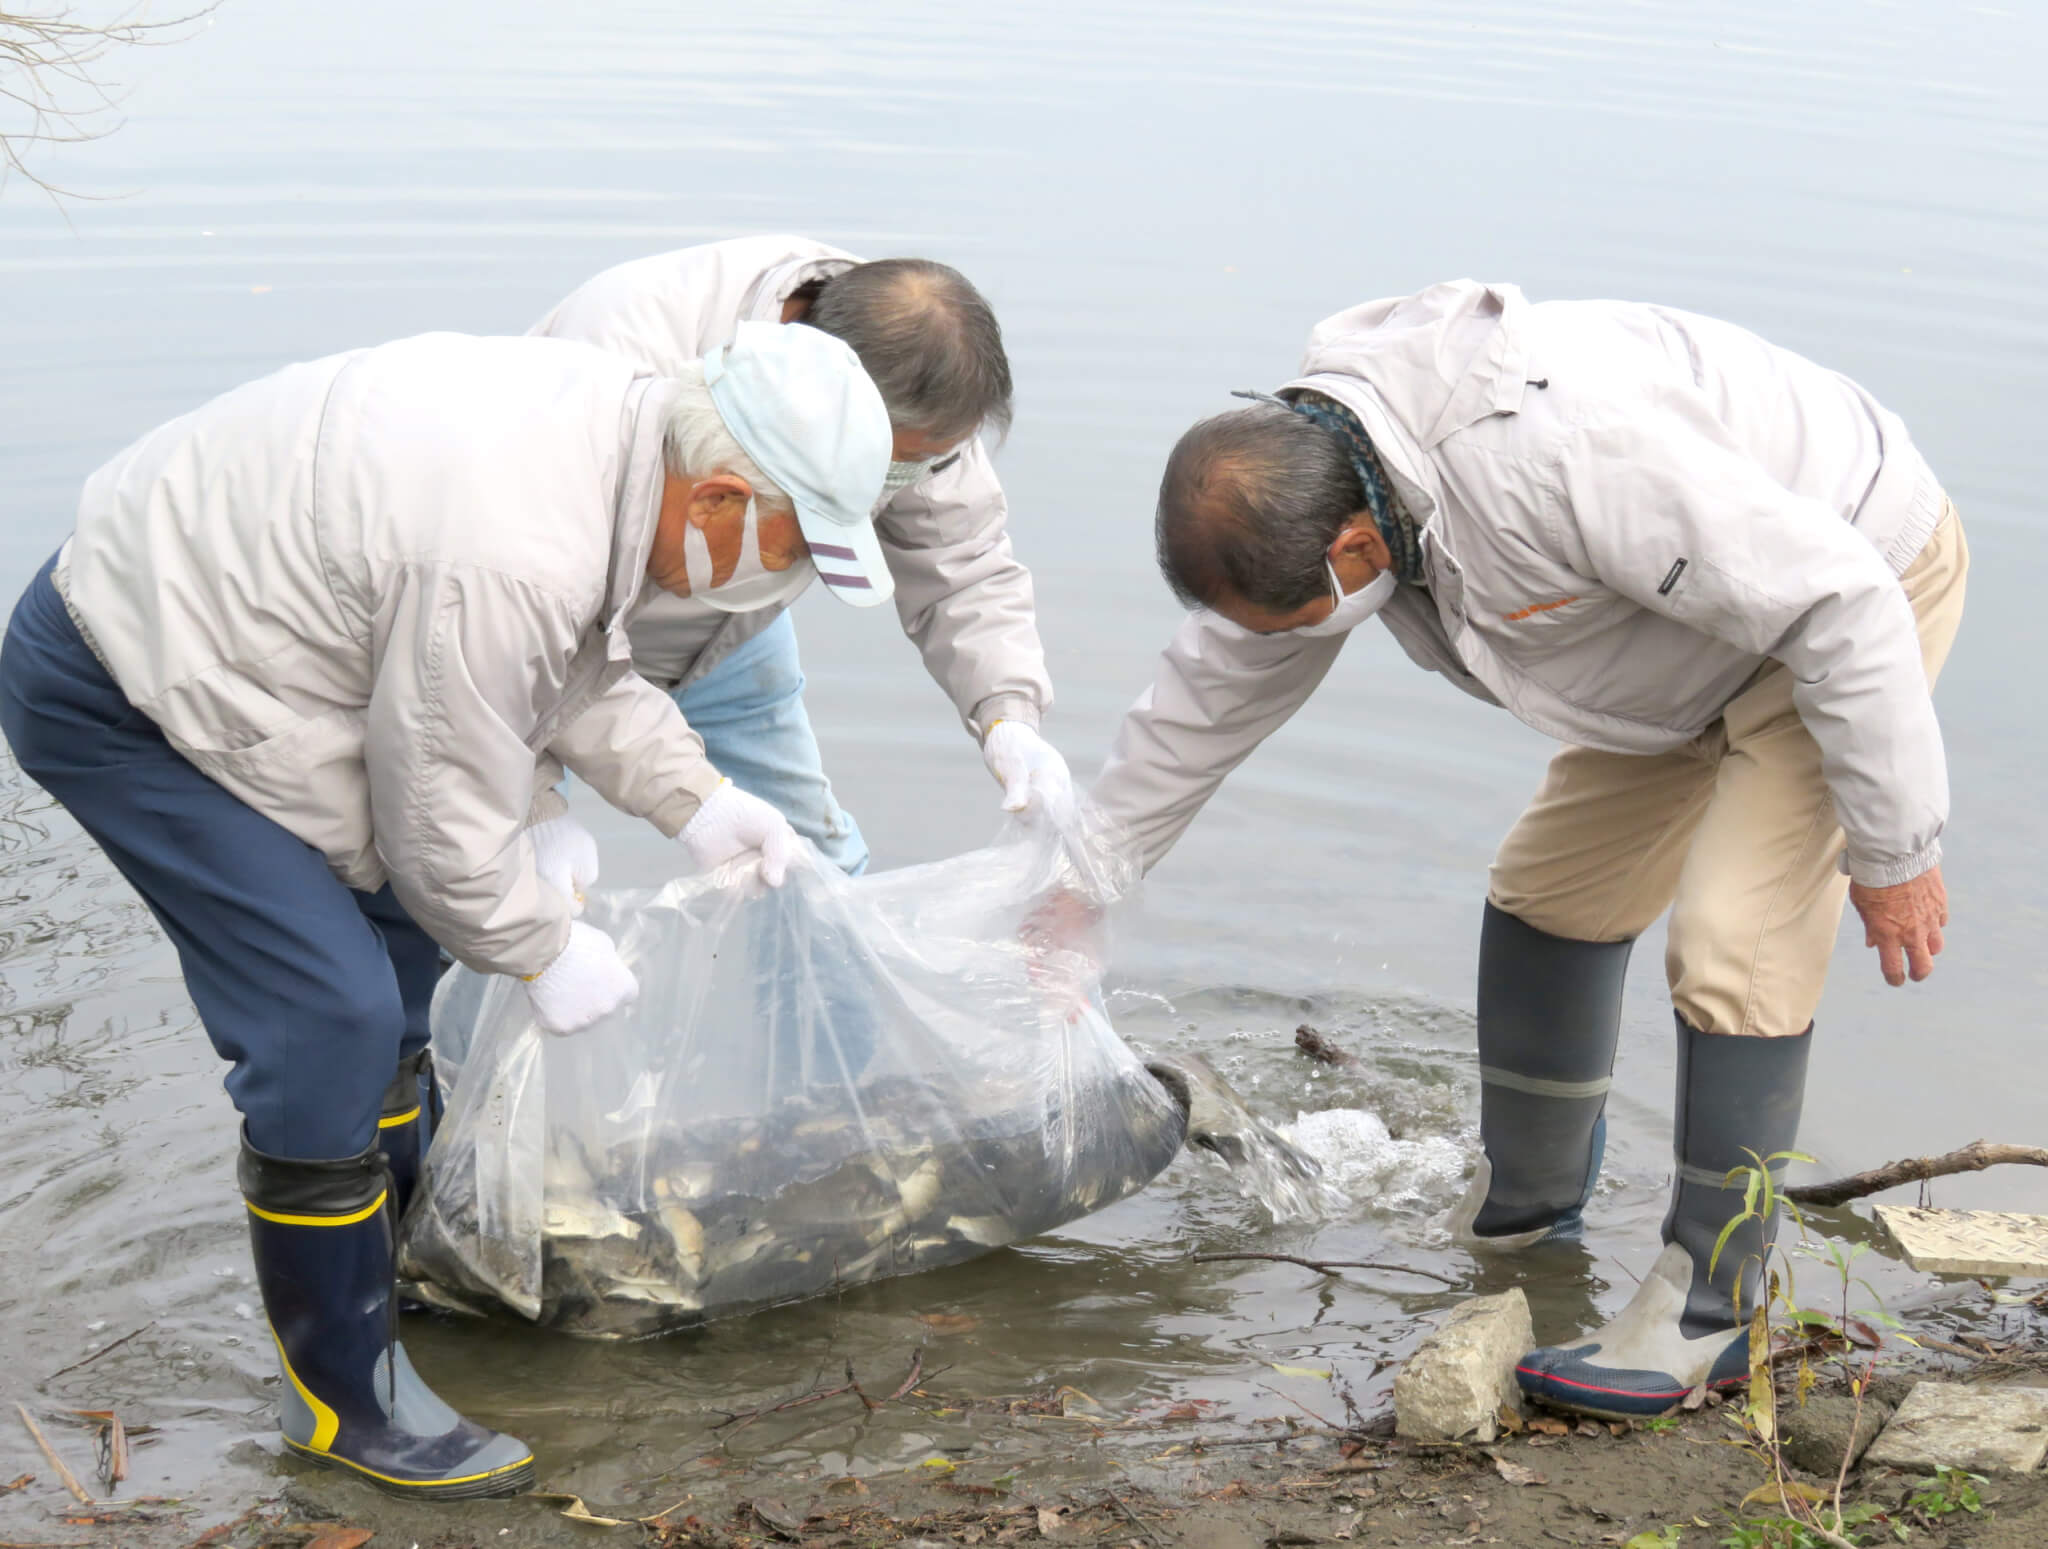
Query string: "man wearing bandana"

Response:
xmin=523 ymin=235 xmax=1068 ymax=905
xmin=1087 ymin=281 xmax=1967 ymax=1419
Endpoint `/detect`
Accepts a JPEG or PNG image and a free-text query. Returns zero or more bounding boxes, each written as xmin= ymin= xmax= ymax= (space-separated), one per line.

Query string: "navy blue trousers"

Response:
xmin=0 ymin=557 xmax=437 ymax=1161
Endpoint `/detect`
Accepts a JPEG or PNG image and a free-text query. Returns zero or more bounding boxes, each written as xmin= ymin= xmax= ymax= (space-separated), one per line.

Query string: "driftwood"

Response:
xmin=1785 ymin=1142 xmax=2048 ymax=1207
xmin=1190 ymin=1251 xmax=1460 ymax=1287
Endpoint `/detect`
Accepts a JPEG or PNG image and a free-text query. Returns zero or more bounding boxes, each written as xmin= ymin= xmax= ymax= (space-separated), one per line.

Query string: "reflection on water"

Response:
xmin=4 ymin=0 xmax=2047 ymax=1528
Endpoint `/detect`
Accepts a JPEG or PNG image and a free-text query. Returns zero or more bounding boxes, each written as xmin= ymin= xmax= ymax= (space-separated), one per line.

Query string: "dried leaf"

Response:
xmin=1333 ymin=1509 xmax=1360 ymax=1541
xmin=305 ymin=1531 xmax=374 ymax=1549
xmin=529 ymin=1492 xmax=633 ymax=1527
xmin=1527 ymin=1415 xmax=1570 ymax=1436
xmin=1741 ymin=1481 xmax=1826 ymax=1509
xmin=1607 ymin=1423 xmax=1628 ymax=1439
xmin=751 ymin=1498 xmax=808 ymax=1538
xmin=1268 ymin=1364 xmax=1333 ymax=1380
xmin=1056 ymin=1385 xmax=1109 ymax=1417
xmin=825 ymin=1476 xmax=869 ymax=1497
xmin=1324 ymin=1457 xmax=1387 ymax=1475
xmin=1493 ymin=1456 xmax=1547 ymax=1487
xmin=1037 ymin=1506 xmax=1064 ymax=1536
xmin=916 ymin=1312 xmax=980 ymax=1336
xmin=1574 ymin=1420 xmax=1604 ymax=1439
xmin=917 ymin=1457 xmax=958 ymax=1476
xmin=1 ymin=1474 xmax=31 ymax=1493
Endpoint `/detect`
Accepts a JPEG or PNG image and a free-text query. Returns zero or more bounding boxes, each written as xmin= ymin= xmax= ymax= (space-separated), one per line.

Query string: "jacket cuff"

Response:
xmin=971 ymin=694 xmax=1042 ymax=741
xmin=1844 ymin=840 xmax=1942 ymax=889
xmin=525 ymin=785 xmax=570 ymax=829
xmin=641 ymin=758 xmax=728 ymax=839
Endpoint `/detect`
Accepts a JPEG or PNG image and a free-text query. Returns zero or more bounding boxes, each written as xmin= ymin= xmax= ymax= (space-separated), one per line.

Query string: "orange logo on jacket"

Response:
xmin=1502 ymin=595 xmax=1579 ymax=622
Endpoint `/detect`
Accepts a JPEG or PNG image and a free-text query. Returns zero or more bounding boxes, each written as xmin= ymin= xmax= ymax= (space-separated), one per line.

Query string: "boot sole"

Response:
xmin=1515 ymin=1364 xmax=1748 ymax=1422
xmin=284 ymin=1438 xmax=538 ymax=1500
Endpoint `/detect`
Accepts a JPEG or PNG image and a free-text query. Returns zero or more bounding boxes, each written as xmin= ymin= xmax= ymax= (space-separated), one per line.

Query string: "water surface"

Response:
xmin=3 ymin=0 xmax=2043 ymax=1523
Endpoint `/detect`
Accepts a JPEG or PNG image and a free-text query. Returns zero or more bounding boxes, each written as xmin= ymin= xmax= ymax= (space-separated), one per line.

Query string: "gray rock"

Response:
xmin=1779 ymin=1393 xmax=1894 ymax=1476
xmin=1393 ymin=1288 xmax=1533 ymax=1443
xmin=1864 ymin=1381 xmax=2048 ymax=1474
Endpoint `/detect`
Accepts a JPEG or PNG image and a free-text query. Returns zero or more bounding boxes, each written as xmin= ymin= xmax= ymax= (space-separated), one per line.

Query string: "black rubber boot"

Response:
xmin=1448 ymin=904 xmax=1633 ymax=1250
xmin=1514 ymin=1016 xmax=1812 ymax=1419
xmin=241 ymin=1132 xmax=537 ymax=1499
xmin=376 ymin=1049 xmax=439 ymax=1223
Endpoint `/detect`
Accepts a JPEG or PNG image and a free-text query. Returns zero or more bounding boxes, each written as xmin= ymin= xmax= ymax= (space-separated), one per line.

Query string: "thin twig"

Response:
xmin=42 ymin=1322 xmax=153 ymax=1383
xmin=1784 ymin=1142 xmax=2048 ymax=1207
xmin=1257 ymin=1385 xmax=1343 ymax=1431
xmin=1191 ymin=1251 xmax=1460 ymax=1287
xmin=1095 ymin=1490 xmax=1164 ymax=1548
xmin=15 ymin=1405 xmax=90 ymax=1505
xmin=886 ymin=1348 xmax=925 ymax=1401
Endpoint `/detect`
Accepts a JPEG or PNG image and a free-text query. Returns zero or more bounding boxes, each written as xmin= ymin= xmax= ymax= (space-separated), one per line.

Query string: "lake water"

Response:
xmin=2 ymin=0 xmax=2043 ymax=1526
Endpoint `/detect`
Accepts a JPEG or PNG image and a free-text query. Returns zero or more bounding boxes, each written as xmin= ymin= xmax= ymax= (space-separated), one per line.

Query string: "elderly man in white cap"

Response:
xmin=519 ymin=235 xmax=1069 ymax=908
xmin=0 ymin=323 xmax=891 ymax=1497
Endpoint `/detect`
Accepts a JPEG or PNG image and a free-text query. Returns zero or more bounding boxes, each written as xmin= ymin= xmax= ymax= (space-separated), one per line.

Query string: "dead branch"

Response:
xmin=1783 ymin=1141 xmax=2048 ymax=1207
xmin=14 ymin=1404 xmax=90 ymax=1504
xmin=1191 ymin=1251 xmax=1460 ymax=1287
xmin=1 ymin=4 xmax=216 ymax=196
xmin=42 ymin=1321 xmax=153 ymax=1383
xmin=1293 ymin=1024 xmax=1363 ymax=1069
xmin=709 ymin=1349 xmax=926 ymax=1433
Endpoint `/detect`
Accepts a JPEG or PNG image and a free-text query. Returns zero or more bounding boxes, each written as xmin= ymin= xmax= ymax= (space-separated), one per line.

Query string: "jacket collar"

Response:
xmin=1297 ymin=280 xmax=1532 ymax=450
xmin=738 ymin=252 xmax=860 ymax=324
xmin=604 ymin=376 xmax=679 ymax=641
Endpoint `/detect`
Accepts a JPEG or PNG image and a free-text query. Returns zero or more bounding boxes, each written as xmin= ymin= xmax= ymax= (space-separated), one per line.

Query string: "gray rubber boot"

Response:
xmin=1449 ymin=903 xmax=1633 ymax=1252
xmin=1514 ymin=1016 xmax=1812 ymax=1419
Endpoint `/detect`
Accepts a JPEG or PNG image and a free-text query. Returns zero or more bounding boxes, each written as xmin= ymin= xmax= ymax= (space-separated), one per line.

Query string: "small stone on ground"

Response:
xmin=1779 ymin=1393 xmax=1894 ymax=1476
xmin=1864 ymin=1381 xmax=2048 ymax=1474
xmin=1393 ymin=1287 xmax=1532 ymax=1443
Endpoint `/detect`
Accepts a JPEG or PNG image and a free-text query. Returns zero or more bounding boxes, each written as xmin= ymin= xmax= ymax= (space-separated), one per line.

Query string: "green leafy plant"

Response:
xmin=1904 ymin=1466 xmax=1984 ymax=1520
xmin=1712 ymin=1152 xmax=1914 ymax=1549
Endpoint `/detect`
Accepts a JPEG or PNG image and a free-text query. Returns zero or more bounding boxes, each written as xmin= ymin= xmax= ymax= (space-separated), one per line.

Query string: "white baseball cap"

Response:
xmin=703 ymin=319 xmax=895 ymax=607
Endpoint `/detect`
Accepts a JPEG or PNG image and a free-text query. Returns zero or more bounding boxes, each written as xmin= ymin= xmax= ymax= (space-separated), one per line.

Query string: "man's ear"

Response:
xmin=1328 ymin=518 xmax=1392 ymax=575
xmin=684 ymin=472 xmax=753 ymax=529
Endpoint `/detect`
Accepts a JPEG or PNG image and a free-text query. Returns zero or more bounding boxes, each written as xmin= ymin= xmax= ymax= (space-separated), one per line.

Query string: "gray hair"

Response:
xmin=660 ymin=362 xmax=789 ymax=508
xmin=1155 ymin=405 xmax=1364 ymax=612
xmin=803 ymin=259 xmax=1013 ymax=444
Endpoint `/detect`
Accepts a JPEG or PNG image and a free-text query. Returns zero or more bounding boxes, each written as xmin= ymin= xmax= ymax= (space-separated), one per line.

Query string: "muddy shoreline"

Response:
xmin=10 ymin=1302 xmax=2043 ymax=1549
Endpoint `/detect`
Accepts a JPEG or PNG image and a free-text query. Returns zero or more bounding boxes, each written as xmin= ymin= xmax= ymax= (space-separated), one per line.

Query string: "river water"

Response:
xmin=2 ymin=0 xmax=2043 ymax=1528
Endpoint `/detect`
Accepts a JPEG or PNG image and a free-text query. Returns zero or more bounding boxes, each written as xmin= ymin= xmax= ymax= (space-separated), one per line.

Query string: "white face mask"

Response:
xmin=682 ymin=501 xmax=815 ymax=614
xmin=1291 ymin=561 xmax=1397 ymax=638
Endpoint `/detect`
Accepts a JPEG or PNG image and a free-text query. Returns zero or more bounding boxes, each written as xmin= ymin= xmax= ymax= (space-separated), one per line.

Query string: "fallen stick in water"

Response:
xmin=14 ymin=1405 xmax=90 ymax=1505
xmin=1191 ymin=1251 xmax=1459 ymax=1287
xmin=1784 ymin=1142 xmax=2048 ymax=1207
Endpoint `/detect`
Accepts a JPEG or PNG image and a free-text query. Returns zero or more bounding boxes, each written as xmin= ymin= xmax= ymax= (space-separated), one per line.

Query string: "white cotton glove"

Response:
xmin=981 ymin=720 xmax=1075 ymax=817
xmin=523 ymin=921 xmax=638 ymax=1035
xmin=528 ymin=813 xmax=601 ymax=917
xmin=681 ymin=778 xmax=801 ymax=886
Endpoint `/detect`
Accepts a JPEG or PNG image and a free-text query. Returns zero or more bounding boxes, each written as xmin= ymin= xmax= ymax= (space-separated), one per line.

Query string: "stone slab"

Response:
xmin=1874 ymin=1206 xmax=2048 ymax=1277
xmin=1863 ymin=1382 xmax=2048 ymax=1474
xmin=1393 ymin=1288 xmax=1532 ymax=1444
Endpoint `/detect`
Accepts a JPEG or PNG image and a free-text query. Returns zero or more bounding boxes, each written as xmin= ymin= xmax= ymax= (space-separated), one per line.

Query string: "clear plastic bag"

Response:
xmin=398 ymin=804 xmax=1187 ymax=1339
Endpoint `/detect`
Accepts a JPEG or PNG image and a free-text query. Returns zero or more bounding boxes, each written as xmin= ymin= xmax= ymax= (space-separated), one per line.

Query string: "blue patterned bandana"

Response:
xmin=1235 ymin=388 xmax=1427 ymax=585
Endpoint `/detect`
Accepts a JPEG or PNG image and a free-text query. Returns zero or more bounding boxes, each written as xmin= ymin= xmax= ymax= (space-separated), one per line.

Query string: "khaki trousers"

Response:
xmin=1488 ymin=506 xmax=1969 ymax=1039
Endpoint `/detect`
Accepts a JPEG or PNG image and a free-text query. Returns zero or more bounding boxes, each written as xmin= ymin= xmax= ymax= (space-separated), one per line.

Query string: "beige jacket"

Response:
xmin=55 ymin=333 xmax=722 ymax=976
xmin=1096 ymin=282 xmax=1950 ymax=888
xmin=528 ymin=234 xmax=1051 ymax=736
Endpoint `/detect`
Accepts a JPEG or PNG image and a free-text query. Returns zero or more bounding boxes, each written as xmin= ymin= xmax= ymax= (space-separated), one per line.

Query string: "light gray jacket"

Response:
xmin=1096 ymin=282 xmax=1950 ymax=888
xmin=55 ymin=333 xmax=722 ymax=976
xmin=528 ymin=234 xmax=1051 ymax=737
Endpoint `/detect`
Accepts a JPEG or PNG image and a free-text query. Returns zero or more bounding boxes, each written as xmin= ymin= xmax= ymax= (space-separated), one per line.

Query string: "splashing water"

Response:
xmin=1145 ymin=1055 xmax=1341 ymax=1221
xmin=1281 ymin=1107 xmax=1468 ymax=1215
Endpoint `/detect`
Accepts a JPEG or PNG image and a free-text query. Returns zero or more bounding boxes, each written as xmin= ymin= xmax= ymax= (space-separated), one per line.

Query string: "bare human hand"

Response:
xmin=1849 ymin=865 xmax=1948 ymax=987
xmin=1020 ymin=887 xmax=1105 ymax=1019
